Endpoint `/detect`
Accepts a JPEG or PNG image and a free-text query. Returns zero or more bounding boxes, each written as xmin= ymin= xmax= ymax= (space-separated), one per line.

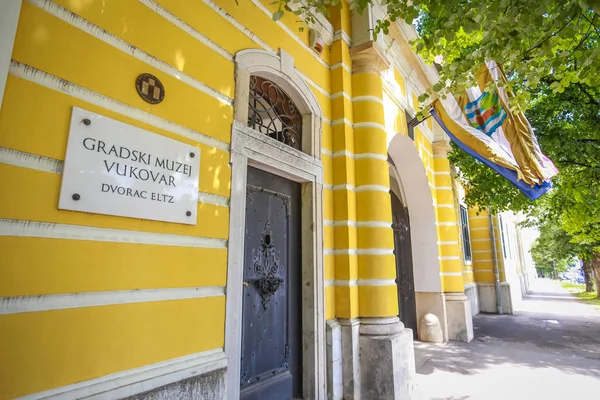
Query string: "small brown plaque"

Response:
xmin=135 ymin=73 xmax=165 ymax=104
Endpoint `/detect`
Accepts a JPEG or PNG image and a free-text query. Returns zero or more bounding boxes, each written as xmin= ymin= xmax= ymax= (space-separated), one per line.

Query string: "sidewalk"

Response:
xmin=414 ymin=279 xmax=600 ymax=400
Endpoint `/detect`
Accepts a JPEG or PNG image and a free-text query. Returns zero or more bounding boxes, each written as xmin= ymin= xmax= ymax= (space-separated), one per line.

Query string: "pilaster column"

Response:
xmin=467 ymin=207 xmax=508 ymax=313
xmin=350 ymin=42 xmax=398 ymax=322
xmin=433 ymin=140 xmax=465 ymax=291
xmin=351 ymin=40 xmax=414 ymax=399
xmin=328 ymin=5 xmax=360 ymax=399
xmin=433 ymin=140 xmax=473 ymax=342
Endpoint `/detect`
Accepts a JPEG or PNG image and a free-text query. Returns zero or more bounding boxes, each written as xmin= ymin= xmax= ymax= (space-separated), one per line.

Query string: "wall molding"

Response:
xmin=324 ymin=248 xmax=395 ymax=256
xmin=1 ymin=287 xmax=224 ymax=315
xmin=324 ymin=220 xmax=391 ymax=228
xmin=140 ymin=0 xmax=233 ymax=61
xmin=0 ymin=219 xmax=227 ymax=248
xmin=16 ymin=349 xmax=226 ymax=400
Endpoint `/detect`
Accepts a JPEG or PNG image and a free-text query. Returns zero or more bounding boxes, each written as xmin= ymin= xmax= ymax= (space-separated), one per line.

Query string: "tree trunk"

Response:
xmin=590 ymin=254 xmax=600 ymax=299
xmin=583 ymin=260 xmax=594 ymax=292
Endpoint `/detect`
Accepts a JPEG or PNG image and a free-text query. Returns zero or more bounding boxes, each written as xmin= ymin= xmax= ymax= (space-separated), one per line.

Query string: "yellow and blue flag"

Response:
xmin=430 ymin=61 xmax=558 ymax=200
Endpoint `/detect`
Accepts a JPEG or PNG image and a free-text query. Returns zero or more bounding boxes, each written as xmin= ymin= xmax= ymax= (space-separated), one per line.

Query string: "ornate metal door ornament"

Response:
xmin=251 ymin=222 xmax=284 ymax=310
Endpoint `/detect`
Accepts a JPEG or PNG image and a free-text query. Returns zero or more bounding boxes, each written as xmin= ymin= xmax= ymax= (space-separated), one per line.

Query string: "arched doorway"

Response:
xmin=388 ymin=133 xmax=444 ymax=340
xmin=390 ymin=184 xmax=418 ymax=337
xmin=226 ymin=49 xmax=326 ymax=400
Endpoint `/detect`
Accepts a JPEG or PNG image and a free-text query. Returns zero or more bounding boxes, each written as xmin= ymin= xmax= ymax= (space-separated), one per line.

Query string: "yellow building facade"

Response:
xmin=0 ymin=1 xmax=532 ymax=399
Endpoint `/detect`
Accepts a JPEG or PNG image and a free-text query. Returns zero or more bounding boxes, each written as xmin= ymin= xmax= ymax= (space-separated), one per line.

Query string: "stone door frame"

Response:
xmin=225 ymin=49 xmax=326 ymax=400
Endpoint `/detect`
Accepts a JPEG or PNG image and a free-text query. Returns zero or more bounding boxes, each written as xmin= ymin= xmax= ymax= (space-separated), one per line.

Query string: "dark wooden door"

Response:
xmin=390 ymin=191 xmax=417 ymax=338
xmin=240 ymin=166 xmax=302 ymax=400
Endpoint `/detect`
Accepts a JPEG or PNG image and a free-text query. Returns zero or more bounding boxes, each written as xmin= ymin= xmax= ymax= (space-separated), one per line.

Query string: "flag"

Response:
xmin=431 ymin=60 xmax=558 ymax=200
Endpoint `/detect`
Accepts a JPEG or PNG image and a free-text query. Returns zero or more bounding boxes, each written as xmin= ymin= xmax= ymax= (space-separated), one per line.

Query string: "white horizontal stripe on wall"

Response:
xmin=469 ymin=227 xmax=490 ymax=231
xmin=248 ymin=0 xmax=330 ymax=69
xmin=10 ymin=61 xmax=230 ymax=151
xmin=436 ymin=204 xmax=455 ymax=208
xmin=140 ymin=0 xmax=234 ymax=61
xmin=352 ymin=95 xmax=384 ymax=104
xmin=0 ymin=147 xmax=230 ymax=207
xmin=320 ymin=149 xmax=387 ymax=162
xmin=473 ymin=259 xmax=493 ymax=262
xmin=333 ymin=30 xmax=352 ymax=46
xmin=30 ymin=0 xmax=233 ymax=106
xmin=355 ymin=184 xmax=390 ymax=192
xmin=332 ymin=183 xmax=354 ymax=191
xmin=0 ymin=219 xmax=228 ymax=248
xmin=16 ymin=348 xmax=226 ymax=400
xmin=324 ymin=220 xmax=392 ymax=228
xmin=358 ymin=279 xmax=396 ymax=286
xmin=0 ymin=287 xmax=224 ymax=315
xmin=354 ymin=152 xmax=387 ymax=161
xmin=472 ymin=250 xmax=490 ymax=253
xmin=324 ymin=248 xmax=395 ymax=256
xmin=437 ymin=222 xmax=457 ymax=226
xmin=332 ymin=118 xmax=353 ymax=127
xmin=202 ymin=0 xmax=274 ymax=52
xmin=434 ymin=171 xmax=451 ymax=175
xmin=435 ymin=186 xmax=453 ymax=191
xmin=0 ymin=146 xmax=63 ymax=174
xmin=296 ymin=69 xmax=331 ymax=101
xmin=420 ymin=144 xmax=434 ymax=158
xmin=331 ymin=91 xmax=352 ymax=101
xmin=440 ymin=272 xmax=463 ymax=277
xmin=353 ymin=122 xmax=387 ymax=132
xmin=197 ymin=192 xmax=230 ymax=207
xmin=439 ymin=256 xmax=461 ymax=261
xmin=438 ymin=241 xmax=459 ymax=245
xmin=330 ymin=62 xmax=351 ymax=73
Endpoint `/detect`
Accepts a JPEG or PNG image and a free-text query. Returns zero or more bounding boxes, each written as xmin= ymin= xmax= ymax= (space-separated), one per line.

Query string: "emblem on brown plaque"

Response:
xmin=135 ymin=73 xmax=165 ymax=104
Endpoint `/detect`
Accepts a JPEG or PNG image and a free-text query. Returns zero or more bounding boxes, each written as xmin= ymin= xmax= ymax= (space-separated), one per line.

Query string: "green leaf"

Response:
xmin=273 ymin=10 xmax=284 ymax=21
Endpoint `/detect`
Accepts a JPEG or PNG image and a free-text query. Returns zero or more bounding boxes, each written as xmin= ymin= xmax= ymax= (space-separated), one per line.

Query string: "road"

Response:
xmin=414 ymin=278 xmax=600 ymax=400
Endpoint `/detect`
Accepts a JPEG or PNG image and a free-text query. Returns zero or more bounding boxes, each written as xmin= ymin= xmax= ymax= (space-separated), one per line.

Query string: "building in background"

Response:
xmin=0 ymin=1 xmax=537 ymax=399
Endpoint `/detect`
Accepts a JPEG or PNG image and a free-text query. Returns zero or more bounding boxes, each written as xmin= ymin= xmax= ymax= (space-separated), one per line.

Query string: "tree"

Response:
xmin=530 ymin=217 xmax=596 ymax=292
xmin=275 ymin=0 xmax=600 ymax=111
xmin=449 ymin=81 xmax=600 ymax=297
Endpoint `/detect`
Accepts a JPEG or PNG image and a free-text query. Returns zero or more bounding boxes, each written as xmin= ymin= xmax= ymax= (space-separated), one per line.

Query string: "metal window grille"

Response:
xmin=459 ymin=205 xmax=472 ymax=261
xmin=248 ymin=76 xmax=302 ymax=150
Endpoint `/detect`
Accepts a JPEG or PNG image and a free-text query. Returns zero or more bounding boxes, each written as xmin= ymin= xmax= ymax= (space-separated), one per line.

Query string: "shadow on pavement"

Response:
xmin=415 ymin=282 xmax=600 ymax=380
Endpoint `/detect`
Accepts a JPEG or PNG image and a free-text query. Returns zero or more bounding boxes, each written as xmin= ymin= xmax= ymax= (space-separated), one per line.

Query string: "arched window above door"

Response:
xmin=248 ymin=75 xmax=302 ymax=150
xmin=233 ymin=49 xmax=322 ymax=158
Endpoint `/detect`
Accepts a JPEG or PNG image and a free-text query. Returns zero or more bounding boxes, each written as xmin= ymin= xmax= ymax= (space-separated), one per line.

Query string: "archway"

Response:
xmin=388 ymin=134 xmax=444 ymax=338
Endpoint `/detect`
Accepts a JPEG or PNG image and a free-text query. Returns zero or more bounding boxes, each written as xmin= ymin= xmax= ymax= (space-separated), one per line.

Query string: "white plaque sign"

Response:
xmin=59 ymin=107 xmax=201 ymax=225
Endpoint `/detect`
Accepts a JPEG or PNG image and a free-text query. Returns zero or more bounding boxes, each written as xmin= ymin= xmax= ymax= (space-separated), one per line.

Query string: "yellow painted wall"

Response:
xmin=1 ymin=0 xmax=483 ymax=396
xmin=0 ymin=0 xmax=337 ymax=397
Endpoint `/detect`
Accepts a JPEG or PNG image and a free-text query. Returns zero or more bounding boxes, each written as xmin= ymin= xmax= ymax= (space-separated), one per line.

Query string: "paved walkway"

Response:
xmin=414 ymin=279 xmax=600 ymax=400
